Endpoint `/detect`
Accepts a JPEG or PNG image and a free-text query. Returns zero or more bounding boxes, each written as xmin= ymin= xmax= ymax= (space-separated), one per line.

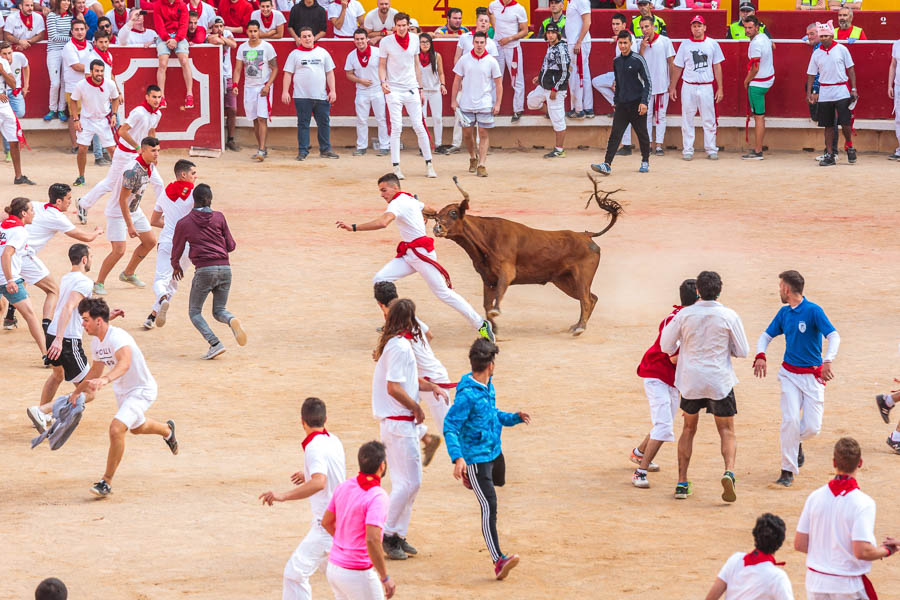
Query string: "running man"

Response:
xmin=70 ymin=297 xmax=178 ymax=497
xmin=233 ymin=20 xmax=278 ymax=162
xmin=143 ymin=159 xmax=196 ymax=330
xmin=630 ymin=278 xmax=697 ymax=489
xmin=76 ymin=85 xmax=163 ymax=225
xmin=93 ymin=136 xmax=160 ymax=296
xmin=876 ymin=385 xmax=900 ymax=454
xmin=259 ymin=397 xmax=347 ymax=600
xmin=68 ymin=59 xmax=120 ymax=187
xmin=336 ymin=172 xmax=495 ymax=341
xmin=754 ymin=270 xmax=840 ymax=487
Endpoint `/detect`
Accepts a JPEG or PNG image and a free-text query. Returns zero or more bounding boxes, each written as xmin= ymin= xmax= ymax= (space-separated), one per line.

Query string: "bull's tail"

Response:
xmin=584 ymin=173 xmax=623 ymax=238
xmin=452 ymin=175 xmax=470 ymax=204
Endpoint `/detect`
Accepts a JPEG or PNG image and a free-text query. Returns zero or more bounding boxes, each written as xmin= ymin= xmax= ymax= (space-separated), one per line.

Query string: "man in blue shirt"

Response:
xmin=753 ymin=270 xmax=840 ymax=487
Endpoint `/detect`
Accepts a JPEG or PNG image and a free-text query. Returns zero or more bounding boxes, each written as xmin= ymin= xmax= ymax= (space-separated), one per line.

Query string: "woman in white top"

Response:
xmin=418 ymin=33 xmax=446 ymax=152
xmin=45 ymin=0 xmax=74 ymax=120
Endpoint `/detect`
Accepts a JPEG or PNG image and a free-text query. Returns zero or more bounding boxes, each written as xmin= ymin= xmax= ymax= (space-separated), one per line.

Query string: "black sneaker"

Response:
xmin=399 ymin=537 xmax=418 ymax=555
xmin=565 ymin=110 xmax=577 ymax=119
xmin=876 ymin=394 xmax=894 ymax=424
xmin=887 ymin=436 xmax=900 ymax=454
xmin=742 ymin=151 xmax=764 ymax=160
xmin=14 ymin=175 xmax=36 ymax=185
xmin=164 ymin=420 xmax=178 ymax=455
xmin=819 ymin=154 xmax=836 ymax=166
xmin=320 ymin=151 xmax=340 ymax=159
xmin=296 ymin=153 xmax=308 ymax=161
xmin=615 ymin=145 xmax=633 ymax=156
xmin=90 ymin=479 xmax=112 ymax=497
xmin=775 ymin=470 xmax=794 ymax=487
xmin=3 ymin=316 xmax=17 ymax=329
xmin=583 ymin=109 xmax=595 ymax=119
xmin=847 ymin=147 xmax=857 ymax=164
xmin=225 ymin=138 xmax=239 ymax=151
xmin=511 ymin=112 xmax=522 ymax=123
xmin=798 ymin=443 xmax=805 ymax=468
xmin=383 ymin=534 xmax=407 ymax=560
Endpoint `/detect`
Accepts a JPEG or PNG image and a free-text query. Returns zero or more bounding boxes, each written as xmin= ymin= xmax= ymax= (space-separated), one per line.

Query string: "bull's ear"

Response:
xmin=459 ymin=198 xmax=469 ymax=218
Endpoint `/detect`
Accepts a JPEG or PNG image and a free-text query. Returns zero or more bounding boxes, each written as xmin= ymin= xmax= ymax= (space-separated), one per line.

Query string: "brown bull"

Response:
xmin=427 ymin=174 xmax=623 ymax=336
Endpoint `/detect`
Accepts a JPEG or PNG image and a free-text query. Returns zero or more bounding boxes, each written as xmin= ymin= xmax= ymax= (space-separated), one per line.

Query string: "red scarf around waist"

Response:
xmin=807 ymin=568 xmax=877 ymax=600
xmin=357 ymin=472 xmax=381 ymax=490
xmin=301 ymin=428 xmax=329 ymax=450
xmin=395 ymin=236 xmax=453 ymax=289
xmin=782 ymin=361 xmax=826 ymax=385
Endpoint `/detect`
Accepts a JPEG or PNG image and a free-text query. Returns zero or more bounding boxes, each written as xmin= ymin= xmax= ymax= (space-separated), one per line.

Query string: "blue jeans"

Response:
xmin=188 ymin=265 xmax=235 ymax=347
xmin=2 ymin=93 xmax=24 ymax=153
xmin=293 ymin=98 xmax=331 ymax=155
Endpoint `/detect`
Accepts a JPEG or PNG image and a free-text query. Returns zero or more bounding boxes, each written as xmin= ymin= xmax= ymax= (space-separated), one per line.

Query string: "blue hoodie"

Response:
xmin=443 ymin=372 xmax=523 ymax=465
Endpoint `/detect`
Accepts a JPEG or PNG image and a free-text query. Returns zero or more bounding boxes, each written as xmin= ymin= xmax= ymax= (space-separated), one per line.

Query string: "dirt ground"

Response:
xmin=2 ymin=144 xmax=900 ymax=599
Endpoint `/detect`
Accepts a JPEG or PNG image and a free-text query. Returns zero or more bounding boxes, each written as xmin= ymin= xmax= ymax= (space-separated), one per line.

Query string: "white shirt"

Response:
xmin=220 ymin=29 xmax=235 ymax=79
xmin=70 ymin=77 xmax=119 ymax=120
xmin=798 ymin=483 xmax=877 ymax=594
xmin=283 ymin=46 xmax=335 ymax=100
xmin=0 ymin=221 xmax=28 ymax=285
xmin=640 ymin=34 xmax=675 ymax=94
xmin=187 ymin=1 xmax=217 ymax=30
xmin=380 ymin=32 xmax=420 ymax=91
xmin=453 ymin=50 xmax=501 ymax=112
xmin=4 ymin=10 xmax=45 ymax=41
xmin=716 ymin=552 xmax=793 ymax=600
xmin=327 ymin=0 xmax=364 ymax=37
xmin=117 ymin=24 xmax=158 ymax=47
xmin=91 ymin=326 xmax=157 ymax=398
xmin=893 ymin=40 xmax=900 ymax=87
xmin=0 ymin=57 xmax=13 ymax=97
xmin=83 ymin=49 xmax=113 ymax=82
xmin=236 ymin=40 xmax=277 ymax=88
xmin=564 ymin=0 xmax=591 ymax=45
xmin=344 ymin=45 xmax=381 ymax=93
xmin=120 ymin=105 xmax=162 ymax=152
xmin=276 ymin=0 xmax=296 ymax=10
xmin=807 ymin=42 xmax=854 ymax=102
xmin=104 ymin=8 xmax=129 ymax=33
xmin=25 ymin=202 xmax=74 ymax=254
xmin=674 ymin=37 xmax=725 ymax=84
xmin=488 ymin=0 xmax=527 ymax=49
xmin=304 ymin=431 xmax=347 ymax=520
xmin=456 ymin=32 xmax=499 ymax=58
xmin=385 ymin=192 xmax=426 ymax=242
xmin=154 ymin=190 xmax=194 ymax=246
xmin=420 ymin=56 xmax=441 ymax=91
xmin=62 ymin=40 xmax=94 ymax=90
xmin=372 ymin=336 xmax=419 ymax=419
xmin=659 ymin=300 xmax=749 ymax=400
xmin=748 ymin=33 xmax=774 ymax=89
xmin=411 ymin=318 xmax=449 ymax=382
xmin=363 ymin=7 xmax=397 ymax=35
xmin=8 ymin=52 xmax=28 ymax=92
xmin=250 ymin=9 xmax=286 ymax=34
xmin=48 ymin=271 xmax=93 ymax=339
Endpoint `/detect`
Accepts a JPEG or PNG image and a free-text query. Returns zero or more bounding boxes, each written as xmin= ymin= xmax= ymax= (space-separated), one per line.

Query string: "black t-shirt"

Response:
xmin=288 ymin=2 xmax=327 ymax=36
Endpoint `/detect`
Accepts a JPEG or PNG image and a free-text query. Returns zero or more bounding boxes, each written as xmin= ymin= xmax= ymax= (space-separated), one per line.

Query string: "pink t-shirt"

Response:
xmin=327 ymin=477 xmax=389 ymax=570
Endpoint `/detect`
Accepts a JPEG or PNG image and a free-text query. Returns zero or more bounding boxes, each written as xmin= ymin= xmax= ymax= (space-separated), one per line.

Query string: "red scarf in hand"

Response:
xmin=21 ymin=11 xmax=34 ymax=30
xmin=85 ymin=75 xmax=104 ymax=88
xmin=166 ymin=181 xmax=194 ymax=201
xmin=356 ymin=45 xmax=371 ymax=66
xmin=743 ymin=549 xmax=784 ymax=567
xmin=94 ymin=48 xmax=113 ymax=67
xmin=113 ymin=9 xmax=127 ymax=30
xmin=356 ymin=472 xmax=381 ymax=490
xmin=136 ymin=153 xmax=153 ymax=176
xmin=395 ymin=32 xmax=410 ymax=50
xmin=260 ymin=11 xmax=274 ymax=29
xmin=301 ymin=428 xmax=329 ymax=450
xmin=418 ymin=53 xmax=430 ymax=67
xmin=828 ymin=475 xmax=860 ymax=497
xmin=71 ymin=37 xmax=88 ymax=51
xmin=1 ymin=215 xmax=24 ymax=229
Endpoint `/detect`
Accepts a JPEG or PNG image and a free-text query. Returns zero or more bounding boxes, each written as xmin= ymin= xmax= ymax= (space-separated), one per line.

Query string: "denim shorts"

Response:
xmin=460 ymin=110 xmax=495 ymax=128
xmin=157 ymin=38 xmax=189 ymax=56
xmin=0 ymin=278 xmax=28 ymax=304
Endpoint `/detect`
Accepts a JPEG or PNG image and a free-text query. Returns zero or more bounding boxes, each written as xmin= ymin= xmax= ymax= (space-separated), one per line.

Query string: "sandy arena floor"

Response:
xmin=2 ymin=145 xmax=900 ymax=599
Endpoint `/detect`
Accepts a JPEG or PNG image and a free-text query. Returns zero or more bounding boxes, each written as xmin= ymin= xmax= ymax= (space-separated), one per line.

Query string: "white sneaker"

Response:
xmin=202 ymin=342 xmax=226 ymax=360
xmin=142 ymin=316 xmax=155 ymax=330
xmin=393 ymin=165 xmax=405 ymax=180
xmin=93 ymin=282 xmax=107 ymax=295
xmin=27 ymin=405 xmax=50 ymax=433
xmin=632 ymin=470 xmax=650 ymax=488
xmin=707 ymin=152 xmax=719 ymax=160
xmin=682 ymin=153 xmax=693 ymax=161
xmin=156 ymin=298 xmax=170 ymax=328
xmin=425 ymin=162 xmax=437 ymax=178
xmin=629 ymin=448 xmax=659 ymax=472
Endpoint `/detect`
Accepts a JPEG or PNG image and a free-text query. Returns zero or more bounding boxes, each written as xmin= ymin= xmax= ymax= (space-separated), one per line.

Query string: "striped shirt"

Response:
xmin=46 ymin=12 xmax=74 ymax=52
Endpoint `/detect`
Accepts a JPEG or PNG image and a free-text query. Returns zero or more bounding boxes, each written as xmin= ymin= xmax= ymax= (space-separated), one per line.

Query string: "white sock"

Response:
xmin=633 ymin=447 xmax=644 ymax=457
xmin=555 ymin=147 xmax=563 ymax=152
xmin=891 ymin=430 xmax=900 ymax=442
xmin=885 ymin=394 xmax=896 ymax=408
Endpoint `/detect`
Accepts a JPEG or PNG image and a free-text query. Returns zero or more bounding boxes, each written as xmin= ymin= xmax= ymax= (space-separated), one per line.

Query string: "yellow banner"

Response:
xmin=381 ymin=0 xmax=530 ymax=28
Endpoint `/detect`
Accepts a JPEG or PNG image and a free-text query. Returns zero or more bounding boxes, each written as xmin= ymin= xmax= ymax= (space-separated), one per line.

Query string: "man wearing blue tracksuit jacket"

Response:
xmin=443 ymin=337 xmax=531 ymax=581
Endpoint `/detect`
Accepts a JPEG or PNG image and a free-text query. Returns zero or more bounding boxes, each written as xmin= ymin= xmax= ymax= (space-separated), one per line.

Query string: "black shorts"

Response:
xmin=45 ymin=334 xmax=90 ymax=383
xmin=680 ymin=389 xmax=737 ymax=417
xmin=817 ymin=98 xmax=852 ymax=128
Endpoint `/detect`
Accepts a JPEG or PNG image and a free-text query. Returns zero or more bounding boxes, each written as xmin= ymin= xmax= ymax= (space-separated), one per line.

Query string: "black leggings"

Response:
xmin=467 ymin=453 xmax=506 ymax=563
xmin=605 ymin=100 xmax=651 ymax=164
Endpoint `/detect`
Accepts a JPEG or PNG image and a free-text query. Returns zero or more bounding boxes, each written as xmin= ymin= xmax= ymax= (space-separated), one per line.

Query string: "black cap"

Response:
xmin=545 ymin=22 xmax=560 ymax=33
xmin=739 ymin=1 xmax=755 ymax=10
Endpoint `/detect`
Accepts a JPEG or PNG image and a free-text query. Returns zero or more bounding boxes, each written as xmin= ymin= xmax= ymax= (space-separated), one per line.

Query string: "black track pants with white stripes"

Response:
xmin=467 ymin=453 xmax=506 ymax=563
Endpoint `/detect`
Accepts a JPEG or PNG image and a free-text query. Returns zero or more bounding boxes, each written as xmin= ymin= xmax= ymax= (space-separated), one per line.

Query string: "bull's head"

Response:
xmin=430 ymin=176 xmax=471 ymax=238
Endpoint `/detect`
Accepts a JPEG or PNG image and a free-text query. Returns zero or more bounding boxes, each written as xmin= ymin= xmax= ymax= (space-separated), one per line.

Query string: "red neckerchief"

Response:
xmin=399 ymin=331 xmax=414 ymax=340
xmin=1 ymin=215 xmax=24 ymax=229
xmin=136 ymin=153 xmax=153 ymax=176
xmin=395 ymin=32 xmax=410 ymax=50
xmin=297 ymin=43 xmax=317 ymax=51
xmin=71 ymin=37 xmax=88 ymax=51
xmin=301 ymin=428 xmax=329 ymax=450
xmin=85 ymin=74 xmax=104 ymax=88
xmin=259 ymin=10 xmax=274 ymax=28
xmin=648 ymin=33 xmax=660 ymax=47
xmin=44 ymin=203 xmax=62 ymax=212
xmin=828 ymin=474 xmax=860 ymax=497
xmin=692 ymin=35 xmax=707 ymax=43
xmin=357 ymin=472 xmax=381 ymax=490
xmin=356 ymin=45 xmax=371 ymax=66
xmin=21 ymin=11 xmax=34 ymax=29
xmin=500 ymin=0 xmax=516 ymax=13
xmin=743 ymin=549 xmax=785 ymax=567
xmin=141 ymin=100 xmax=160 ymax=114
xmin=390 ymin=191 xmax=406 ymax=200
xmin=419 ymin=52 xmax=430 ymax=67
xmin=94 ymin=48 xmax=113 ymax=67
xmin=166 ymin=181 xmax=194 ymax=201
xmin=470 ymin=48 xmax=487 ymax=60
xmin=821 ymin=41 xmax=836 ymax=54
xmin=113 ymin=9 xmax=127 ymax=30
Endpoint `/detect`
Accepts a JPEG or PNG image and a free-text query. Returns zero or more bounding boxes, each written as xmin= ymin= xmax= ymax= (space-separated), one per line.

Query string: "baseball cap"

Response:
xmin=409 ymin=17 xmax=419 ymax=28
xmin=545 ymin=23 xmax=560 ymax=33
xmin=739 ymin=1 xmax=755 ymax=10
xmin=212 ymin=16 xmax=224 ymax=24
xmin=690 ymin=15 xmax=706 ymax=24
xmin=636 ymin=0 xmax=652 ymax=4
xmin=548 ymin=0 xmax=562 ymax=3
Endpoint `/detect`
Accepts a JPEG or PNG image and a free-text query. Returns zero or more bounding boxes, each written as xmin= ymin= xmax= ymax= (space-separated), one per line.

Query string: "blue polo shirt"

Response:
xmin=764 ymin=298 xmax=836 ymax=368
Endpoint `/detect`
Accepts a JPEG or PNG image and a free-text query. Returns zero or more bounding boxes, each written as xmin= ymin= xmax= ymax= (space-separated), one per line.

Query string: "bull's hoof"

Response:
xmin=487 ymin=308 xmax=501 ymax=318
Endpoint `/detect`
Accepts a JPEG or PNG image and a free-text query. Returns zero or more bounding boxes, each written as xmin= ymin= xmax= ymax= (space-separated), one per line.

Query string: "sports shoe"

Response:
xmin=583 ymin=109 xmax=595 ymax=119
xmin=156 ymin=298 xmax=170 ymax=328
xmin=375 ymin=148 xmax=390 ymax=156
xmin=353 ymin=148 xmax=366 ymax=156
xmin=28 ymin=406 xmax=50 ymax=433
xmin=399 ymin=537 xmax=417 ymax=555
xmin=565 ymin=110 xmax=578 ymax=119
xmin=682 ymin=153 xmax=693 ymax=161
xmin=887 ymin=435 xmax=900 ymax=454
xmin=90 ymin=479 xmax=112 ymax=497
xmin=446 ymin=145 xmax=461 ymax=154
xmin=846 ymin=147 xmax=857 ymax=164
xmin=798 ymin=443 xmax=805 ymax=468
xmin=721 ymin=471 xmax=737 ymax=503
xmin=742 ymin=151 xmax=764 ymax=160
xmin=639 ymin=161 xmax=649 ymax=173
xmin=14 ymin=175 xmax=36 ymax=185
xmin=478 ymin=319 xmax=495 ymax=343
xmin=629 ymin=448 xmax=659 ymax=472
xmin=164 ymin=420 xmax=178 ymax=455
xmin=92 ymin=282 xmax=107 ymax=295
xmin=888 ymin=151 xmax=900 ymax=161
xmin=142 ymin=314 xmax=156 ymax=330
xmin=43 ymin=111 xmax=57 ymax=121
xmin=321 ymin=150 xmax=340 ymax=159
xmin=94 ymin=156 xmax=111 ymax=166
xmin=543 ymin=148 xmax=565 ymax=158
xmin=511 ymin=112 xmax=522 ymax=123
xmin=119 ymin=272 xmax=145 ymax=288
xmin=422 ymin=434 xmax=442 ymax=467
xmin=590 ymin=162 xmax=611 ymax=176
xmin=476 ymin=165 xmax=487 ymax=177
xmin=655 ymin=146 xmax=664 ymax=156
xmin=819 ymin=154 xmax=836 ymax=166
xmin=252 ymin=150 xmax=265 ymax=162
xmin=77 ymin=204 xmax=88 ymax=224
xmin=632 ymin=470 xmax=649 ymax=488
xmin=3 ymin=316 xmax=17 ymax=329
xmin=229 ymin=317 xmax=247 ymax=346
xmin=775 ymin=470 xmax=794 ymax=487
xmin=184 ymin=94 xmax=195 ymax=109
xmin=615 ymin=145 xmax=633 ymax=156
xmin=58 ymin=111 xmax=68 ymax=122
xmin=72 ymin=176 xmax=85 ymax=187
xmin=674 ymin=481 xmax=692 ymax=499
xmin=707 ymin=152 xmax=719 ymax=160
xmin=574 ymin=110 xmax=585 ymax=118
xmin=876 ymin=394 xmax=894 ymax=424
xmin=468 ymin=158 xmax=478 ymax=173
xmin=393 ymin=165 xmax=405 ymax=180
xmin=202 ymin=342 xmax=226 ymax=360
xmin=494 ymin=554 xmax=519 ymax=580
xmin=383 ymin=534 xmax=407 ymax=560
xmin=225 ymin=138 xmax=239 ymax=151
xmin=296 ymin=153 xmax=308 ymax=161
xmin=426 ymin=162 xmax=438 ymax=178
xmin=4 ymin=151 xmax=10 ymax=162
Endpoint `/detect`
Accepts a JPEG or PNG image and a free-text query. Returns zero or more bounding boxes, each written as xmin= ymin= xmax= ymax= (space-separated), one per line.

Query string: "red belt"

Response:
xmin=395 ymin=236 xmax=452 ymax=289
xmin=820 ymin=81 xmax=849 ymax=87
xmin=782 ymin=361 xmax=825 ymax=385
xmin=386 ymin=415 xmax=415 ymax=421
xmin=684 ymin=81 xmax=719 ymax=130
xmin=807 ymin=567 xmax=877 ymax=600
xmin=752 ymin=74 xmax=774 ymax=83
xmin=425 ymin=376 xmax=457 ymax=389
xmin=117 ymin=140 xmax=137 ymax=153
xmin=684 ymin=81 xmax=713 ymax=85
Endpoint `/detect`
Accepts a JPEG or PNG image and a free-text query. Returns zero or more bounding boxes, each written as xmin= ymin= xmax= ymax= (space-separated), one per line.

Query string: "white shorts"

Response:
xmin=106 ymin=212 xmax=151 ymax=242
xmin=114 ymin=387 xmax=156 ymax=430
xmin=21 ymin=254 xmax=51 ymax=284
xmin=76 ymin=116 xmax=115 ymax=148
xmin=0 ymin=102 xmax=17 ymax=142
xmin=326 ymin=562 xmax=384 ymax=600
xmin=244 ymin=85 xmax=270 ymax=120
xmin=644 ymin=378 xmax=680 ymax=443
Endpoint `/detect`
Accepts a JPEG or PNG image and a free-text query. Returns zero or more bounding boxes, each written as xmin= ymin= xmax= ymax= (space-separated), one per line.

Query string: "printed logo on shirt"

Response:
xmin=798 ymin=321 xmax=806 ymax=333
xmin=299 ymin=58 xmax=325 ymax=66
xmin=691 ymin=50 xmax=709 ymax=70
xmin=243 ymin=48 xmax=266 ymax=79
xmin=95 ymin=346 xmax=116 ymax=367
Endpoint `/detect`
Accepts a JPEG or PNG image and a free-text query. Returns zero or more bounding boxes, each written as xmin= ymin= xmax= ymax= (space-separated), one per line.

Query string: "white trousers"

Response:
xmin=385 ymin=87 xmax=432 ymax=164
xmin=894 ymin=86 xmax=900 ymax=151
xmin=647 ymin=92 xmax=669 ymax=145
xmin=326 ymin=563 xmax=384 ymax=600
xmin=680 ymin=82 xmax=717 ymax=155
xmin=373 ymin=249 xmax=483 ymax=330
xmin=568 ymin=42 xmax=592 ymax=112
xmin=380 ymin=418 xmax=421 ymax=538
xmin=422 ymin=89 xmax=443 ymax=147
xmin=779 ymin=367 xmax=825 ymax=474
xmin=282 ymin=521 xmax=333 ymax=600
xmin=527 ymin=87 xmax=567 ymax=132
xmin=592 ymin=72 xmax=632 ymax=143
xmin=807 ymin=590 xmax=867 ymax=600
xmin=496 ymin=45 xmax=525 ymax=113
xmin=354 ymin=91 xmax=389 ymax=151
xmin=644 ymin=378 xmax=680 ymax=443
xmin=47 ymin=49 xmax=66 ymax=112
xmin=152 ymin=241 xmax=190 ymax=312
xmin=415 ymin=386 xmax=451 ymax=440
